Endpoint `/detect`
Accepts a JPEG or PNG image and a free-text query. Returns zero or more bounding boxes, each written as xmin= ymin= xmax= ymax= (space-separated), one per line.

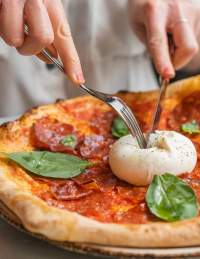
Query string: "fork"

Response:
xmin=40 ymin=49 xmax=147 ymax=148
xmin=24 ymin=26 xmax=147 ymax=148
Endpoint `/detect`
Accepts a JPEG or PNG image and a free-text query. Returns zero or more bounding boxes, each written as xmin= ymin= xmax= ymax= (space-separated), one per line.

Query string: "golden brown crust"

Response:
xmin=1 ymin=76 xmax=200 ymax=247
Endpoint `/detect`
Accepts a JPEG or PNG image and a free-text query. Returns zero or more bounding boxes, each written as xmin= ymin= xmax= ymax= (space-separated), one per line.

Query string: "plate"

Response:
xmin=0 ymin=201 xmax=200 ymax=258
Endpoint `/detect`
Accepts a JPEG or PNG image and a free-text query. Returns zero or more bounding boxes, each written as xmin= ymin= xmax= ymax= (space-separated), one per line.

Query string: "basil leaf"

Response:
xmin=146 ymin=173 xmax=199 ymax=222
xmin=6 ymin=151 xmax=92 ymax=179
xmin=181 ymin=120 xmax=200 ymax=134
xmin=60 ymin=134 xmax=77 ymax=148
xmin=111 ymin=117 xmax=129 ymax=138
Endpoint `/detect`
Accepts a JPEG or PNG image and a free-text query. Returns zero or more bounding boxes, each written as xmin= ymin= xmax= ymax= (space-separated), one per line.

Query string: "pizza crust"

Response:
xmin=1 ymin=166 xmax=200 ymax=248
xmin=0 ymin=76 xmax=200 ymax=247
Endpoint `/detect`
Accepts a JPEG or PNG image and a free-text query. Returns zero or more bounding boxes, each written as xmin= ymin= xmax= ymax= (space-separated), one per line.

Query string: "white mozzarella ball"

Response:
xmin=109 ymin=131 xmax=197 ymax=186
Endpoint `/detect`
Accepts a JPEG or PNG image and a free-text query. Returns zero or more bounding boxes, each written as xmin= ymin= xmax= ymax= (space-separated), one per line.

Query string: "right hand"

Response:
xmin=129 ymin=0 xmax=200 ymax=79
xmin=0 ymin=0 xmax=85 ymax=84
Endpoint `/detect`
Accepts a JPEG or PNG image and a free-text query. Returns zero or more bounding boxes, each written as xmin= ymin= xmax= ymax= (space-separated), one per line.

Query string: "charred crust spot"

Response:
xmin=55 ymin=98 xmax=64 ymax=104
xmin=0 ymin=122 xmax=10 ymax=128
xmin=117 ymin=90 xmax=130 ymax=94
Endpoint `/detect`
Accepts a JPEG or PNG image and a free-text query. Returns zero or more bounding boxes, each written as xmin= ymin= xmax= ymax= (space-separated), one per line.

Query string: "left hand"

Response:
xmin=129 ymin=0 xmax=200 ymax=79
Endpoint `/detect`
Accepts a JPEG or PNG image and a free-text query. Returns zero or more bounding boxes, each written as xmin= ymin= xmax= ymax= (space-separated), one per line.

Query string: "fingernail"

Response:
xmin=73 ymin=72 xmax=85 ymax=84
xmin=162 ymin=67 xmax=175 ymax=79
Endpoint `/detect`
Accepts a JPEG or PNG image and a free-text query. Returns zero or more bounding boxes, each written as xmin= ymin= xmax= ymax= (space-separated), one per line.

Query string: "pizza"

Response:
xmin=0 ymin=76 xmax=200 ymax=247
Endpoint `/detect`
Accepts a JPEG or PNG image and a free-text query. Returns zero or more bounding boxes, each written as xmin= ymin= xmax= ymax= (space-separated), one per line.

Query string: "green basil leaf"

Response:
xmin=111 ymin=117 xmax=129 ymax=138
xmin=181 ymin=120 xmax=200 ymax=134
xmin=60 ymin=134 xmax=77 ymax=148
xmin=6 ymin=151 xmax=92 ymax=179
xmin=146 ymin=173 xmax=199 ymax=222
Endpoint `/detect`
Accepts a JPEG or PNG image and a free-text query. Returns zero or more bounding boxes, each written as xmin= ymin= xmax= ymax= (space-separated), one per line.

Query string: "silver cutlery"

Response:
xmin=146 ymin=77 xmax=169 ymax=147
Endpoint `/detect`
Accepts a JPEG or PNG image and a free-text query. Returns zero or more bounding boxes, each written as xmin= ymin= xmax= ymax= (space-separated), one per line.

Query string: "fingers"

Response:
xmin=0 ymin=0 xmax=84 ymax=84
xmin=17 ymin=0 xmax=54 ymax=56
xmin=0 ymin=0 xmax=25 ymax=47
xmin=145 ymin=2 xmax=175 ymax=79
xmin=171 ymin=22 xmax=199 ymax=70
xmin=45 ymin=0 xmax=85 ymax=84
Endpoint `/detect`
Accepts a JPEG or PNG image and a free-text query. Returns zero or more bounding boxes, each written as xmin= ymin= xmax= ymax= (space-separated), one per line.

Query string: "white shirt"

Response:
xmin=0 ymin=0 xmax=158 ymax=117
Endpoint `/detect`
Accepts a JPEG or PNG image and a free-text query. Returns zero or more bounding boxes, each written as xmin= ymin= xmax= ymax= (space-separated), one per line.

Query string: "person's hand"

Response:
xmin=0 ymin=0 xmax=84 ymax=84
xmin=129 ymin=0 xmax=200 ymax=79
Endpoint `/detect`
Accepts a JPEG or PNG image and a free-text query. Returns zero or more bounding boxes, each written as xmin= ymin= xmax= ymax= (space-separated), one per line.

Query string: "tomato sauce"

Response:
xmin=167 ymin=92 xmax=200 ymax=206
xmin=167 ymin=92 xmax=200 ymax=131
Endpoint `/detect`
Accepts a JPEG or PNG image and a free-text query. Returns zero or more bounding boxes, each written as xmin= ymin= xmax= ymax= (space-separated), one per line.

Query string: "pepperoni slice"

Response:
xmin=78 ymin=135 xmax=114 ymax=163
xmin=73 ymin=167 xmax=100 ymax=184
xmin=50 ymin=180 xmax=93 ymax=200
xmin=73 ymin=166 xmax=117 ymax=192
xmin=32 ymin=117 xmax=82 ymax=155
xmin=89 ymin=111 xmax=115 ymax=136
xmin=36 ymin=178 xmax=93 ymax=201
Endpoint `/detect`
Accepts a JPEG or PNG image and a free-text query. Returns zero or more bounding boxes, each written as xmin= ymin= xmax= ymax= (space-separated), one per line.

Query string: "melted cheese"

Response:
xmin=109 ymin=131 xmax=197 ymax=186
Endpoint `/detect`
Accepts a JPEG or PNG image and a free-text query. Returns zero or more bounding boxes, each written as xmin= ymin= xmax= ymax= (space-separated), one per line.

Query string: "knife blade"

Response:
xmin=146 ymin=77 xmax=169 ymax=147
xmin=146 ymin=34 xmax=174 ymax=147
xmin=151 ymin=77 xmax=169 ymax=132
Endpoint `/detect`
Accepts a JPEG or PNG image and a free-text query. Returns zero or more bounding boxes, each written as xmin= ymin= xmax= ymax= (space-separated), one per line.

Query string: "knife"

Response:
xmin=146 ymin=77 xmax=169 ymax=147
xmin=146 ymin=33 xmax=175 ymax=147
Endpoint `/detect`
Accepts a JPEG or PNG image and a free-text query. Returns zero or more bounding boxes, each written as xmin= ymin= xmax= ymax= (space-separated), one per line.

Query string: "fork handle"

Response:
xmin=41 ymin=49 xmax=65 ymax=73
xmin=24 ymin=25 xmax=65 ymax=74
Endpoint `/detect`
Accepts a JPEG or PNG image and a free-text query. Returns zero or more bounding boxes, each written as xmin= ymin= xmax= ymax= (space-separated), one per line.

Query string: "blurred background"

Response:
xmin=0 ymin=0 xmax=200 ymax=118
